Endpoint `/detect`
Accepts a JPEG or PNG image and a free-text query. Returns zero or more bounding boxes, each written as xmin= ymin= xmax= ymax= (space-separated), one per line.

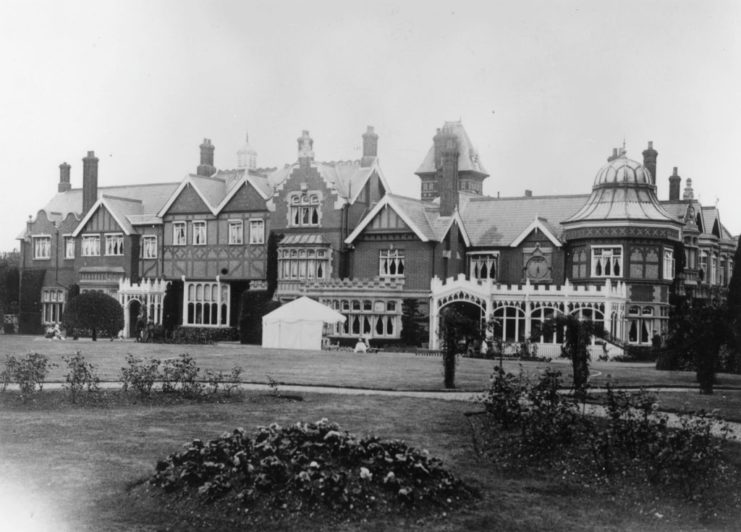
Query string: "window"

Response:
xmin=628 ymin=306 xmax=654 ymax=345
xmin=41 ymin=289 xmax=65 ymax=324
xmin=278 ymin=247 xmax=329 ymax=280
xmin=33 ymin=236 xmax=51 ymax=260
xmin=105 ymin=233 xmax=124 ymax=256
xmin=329 ymin=297 xmax=402 ymax=339
xmin=192 ymin=221 xmax=206 ymax=245
xmin=571 ymin=248 xmax=587 ymax=279
xmin=141 ymin=235 xmax=157 ymax=259
xmin=629 ymin=247 xmax=659 ymax=279
xmin=249 ymin=219 xmax=264 ymax=244
xmin=663 ymin=249 xmax=675 ymax=280
xmin=591 ymin=246 xmax=622 ymax=278
xmin=469 ymin=254 xmax=498 ymax=280
xmin=184 ymin=281 xmax=230 ymax=326
xmin=81 ymin=235 xmax=101 ymax=256
xmin=228 ymin=220 xmax=243 ymax=245
xmin=289 ymin=192 xmax=321 ymax=227
xmin=699 ymin=251 xmax=708 ymax=282
xmin=379 ymin=249 xmax=405 ymax=277
xmin=64 ymin=236 xmax=75 ymax=259
xmin=173 ymin=222 xmax=186 ymax=246
xmin=492 ymin=306 xmax=526 ymax=343
xmin=711 ymin=255 xmax=718 ymax=285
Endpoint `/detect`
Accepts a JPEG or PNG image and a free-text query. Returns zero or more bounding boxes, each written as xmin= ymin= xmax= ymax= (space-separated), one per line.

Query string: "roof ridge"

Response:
xmin=101 ymin=194 xmax=143 ymax=204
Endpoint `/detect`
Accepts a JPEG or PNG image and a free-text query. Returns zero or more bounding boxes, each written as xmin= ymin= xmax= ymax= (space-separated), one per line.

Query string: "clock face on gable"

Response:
xmin=526 ymin=256 xmax=549 ymax=280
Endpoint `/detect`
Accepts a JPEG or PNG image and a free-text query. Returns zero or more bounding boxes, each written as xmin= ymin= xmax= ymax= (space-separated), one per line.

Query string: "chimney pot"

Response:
xmin=361 ymin=125 xmax=379 ymax=167
xmin=669 ymin=166 xmax=682 ymax=201
xmin=197 ymin=138 xmax=216 ymax=176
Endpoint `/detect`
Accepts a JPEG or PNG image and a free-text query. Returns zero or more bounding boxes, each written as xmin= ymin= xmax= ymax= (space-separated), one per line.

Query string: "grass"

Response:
xmin=4 ymin=334 xmax=741 ymax=392
xmin=3 ymin=389 xmax=739 ymax=531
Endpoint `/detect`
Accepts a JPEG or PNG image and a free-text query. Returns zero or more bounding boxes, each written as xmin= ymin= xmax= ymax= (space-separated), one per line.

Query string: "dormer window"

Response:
xmin=289 ymin=192 xmax=320 ymax=227
xmin=469 ymin=253 xmax=498 ymax=280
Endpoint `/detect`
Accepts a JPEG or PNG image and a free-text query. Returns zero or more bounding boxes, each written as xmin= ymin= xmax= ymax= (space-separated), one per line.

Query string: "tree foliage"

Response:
xmin=401 ymin=299 xmax=426 ymax=347
xmin=62 ymin=291 xmax=124 ymax=340
xmin=539 ymin=315 xmax=605 ymax=399
xmin=238 ymin=290 xmax=281 ymax=344
xmin=439 ymin=305 xmax=479 ymax=389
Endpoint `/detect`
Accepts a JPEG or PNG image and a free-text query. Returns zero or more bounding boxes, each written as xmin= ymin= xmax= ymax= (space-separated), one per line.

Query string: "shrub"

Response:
xmin=0 ymin=353 xmax=53 ymax=399
xmin=204 ymin=366 xmax=243 ymax=396
xmin=120 ymin=354 xmax=161 ymax=398
xmin=149 ymin=419 xmax=475 ymax=519
xmin=62 ymin=351 xmax=100 ymax=403
xmin=161 ymin=354 xmax=202 ymax=397
xmin=238 ymin=290 xmax=280 ymax=344
xmin=170 ymin=326 xmax=238 ymax=345
xmin=63 ymin=291 xmax=124 ymax=340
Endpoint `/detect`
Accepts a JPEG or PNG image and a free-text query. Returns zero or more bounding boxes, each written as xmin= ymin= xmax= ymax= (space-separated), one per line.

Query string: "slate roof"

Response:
xmin=461 ymin=194 xmax=589 ymax=246
xmin=280 ymin=233 xmax=331 ymax=246
xmin=415 ymin=121 xmax=488 ymax=176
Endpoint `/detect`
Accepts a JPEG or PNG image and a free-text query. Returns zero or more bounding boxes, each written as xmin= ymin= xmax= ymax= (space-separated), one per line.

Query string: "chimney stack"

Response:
xmin=82 ymin=151 xmax=98 ymax=215
xmin=360 ymin=126 xmax=378 ymax=167
xmin=683 ymin=178 xmax=694 ymax=200
xmin=297 ymin=130 xmax=314 ymax=170
xmin=197 ymin=138 xmax=216 ymax=177
xmin=669 ymin=166 xmax=681 ymax=201
xmin=437 ymin=129 xmax=459 ymax=217
xmin=525 ymin=189 xmax=533 ymax=198
xmin=58 ymin=162 xmax=71 ymax=193
xmin=642 ymin=141 xmax=658 ymax=184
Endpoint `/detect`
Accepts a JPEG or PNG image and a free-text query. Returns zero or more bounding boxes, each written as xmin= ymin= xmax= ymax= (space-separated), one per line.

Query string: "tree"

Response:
xmin=62 ymin=292 xmax=124 ymax=341
xmin=439 ymin=305 xmax=479 ymax=389
xmin=401 ymin=299 xmax=426 ymax=347
xmin=238 ymin=290 xmax=280 ymax=344
xmin=540 ymin=315 xmax=605 ymax=400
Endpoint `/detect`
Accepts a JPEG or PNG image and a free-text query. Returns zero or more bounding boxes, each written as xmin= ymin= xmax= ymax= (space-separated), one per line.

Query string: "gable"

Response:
xmin=368 ymin=205 xmax=411 ymax=232
xmin=712 ymin=219 xmax=721 ymax=238
xmin=167 ymin=183 xmax=211 ymax=214
xmin=78 ymin=204 xmax=123 ymax=234
xmin=221 ymin=181 xmax=268 ymax=213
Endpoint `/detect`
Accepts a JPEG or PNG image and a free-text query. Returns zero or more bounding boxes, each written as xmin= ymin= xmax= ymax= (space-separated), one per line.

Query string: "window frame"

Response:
xmin=249 ymin=219 xmax=265 ymax=245
xmin=172 ymin=222 xmax=187 ymax=246
xmin=590 ymin=245 xmax=623 ymax=278
xmin=192 ymin=221 xmax=207 ymax=246
xmin=379 ymin=249 xmax=405 ymax=278
xmin=63 ymin=235 xmax=75 ymax=260
xmin=228 ymin=220 xmax=244 ymax=245
xmin=141 ymin=235 xmax=158 ymax=259
xmin=32 ymin=235 xmax=52 ymax=260
xmin=663 ymin=248 xmax=675 ymax=281
xmin=104 ymin=233 xmax=124 ymax=256
xmin=81 ymin=234 xmax=101 ymax=257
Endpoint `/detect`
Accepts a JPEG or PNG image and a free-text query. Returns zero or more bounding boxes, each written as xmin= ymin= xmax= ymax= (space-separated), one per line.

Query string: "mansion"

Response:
xmin=18 ymin=123 xmax=737 ymax=353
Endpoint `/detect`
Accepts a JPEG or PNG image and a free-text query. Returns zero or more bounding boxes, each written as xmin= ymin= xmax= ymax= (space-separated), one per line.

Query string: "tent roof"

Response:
xmin=262 ymin=296 xmax=346 ymax=324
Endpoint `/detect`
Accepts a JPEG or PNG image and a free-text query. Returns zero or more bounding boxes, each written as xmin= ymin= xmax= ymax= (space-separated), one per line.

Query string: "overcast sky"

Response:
xmin=1 ymin=0 xmax=739 ymax=251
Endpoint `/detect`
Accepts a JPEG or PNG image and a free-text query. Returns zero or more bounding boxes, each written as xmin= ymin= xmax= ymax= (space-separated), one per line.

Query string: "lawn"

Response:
xmin=2 ymin=390 xmax=736 ymax=531
xmin=3 ymin=334 xmax=741 ymax=392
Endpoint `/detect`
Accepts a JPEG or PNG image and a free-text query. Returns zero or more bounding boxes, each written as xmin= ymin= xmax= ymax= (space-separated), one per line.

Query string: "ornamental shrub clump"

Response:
xmin=63 ymin=351 xmax=100 ymax=403
xmin=149 ymin=419 xmax=475 ymax=521
xmin=1 ymin=353 xmax=53 ymax=400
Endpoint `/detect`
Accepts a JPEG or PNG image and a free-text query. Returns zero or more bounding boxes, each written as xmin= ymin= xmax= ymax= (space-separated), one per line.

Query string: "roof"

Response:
xmin=415 ymin=121 xmax=488 ymax=176
xmin=280 ymin=233 xmax=331 ymax=246
xmin=262 ymin=296 xmax=346 ymax=324
xmin=268 ymin=158 xmax=389 ymax=206
xmin=158 ymin=169 xmax=272 ymax=217
xmin=462 ymin=194 xmax=590 ymax=246
xmin=564 ymin=154 xmax=679 ymax=226
xmin=593 ymin=155 xmax=653 ymax=188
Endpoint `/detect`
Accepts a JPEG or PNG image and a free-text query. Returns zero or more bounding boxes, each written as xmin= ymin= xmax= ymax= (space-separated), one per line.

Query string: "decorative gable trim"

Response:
xmin=347 ymin=160 xmax=391 ymax=205
xmin=157 ymin=176 xmax=218 ymax=217
xmin=510 ymin=217 xmax=562 ymax=248
xmin=213 ymin=175 xmax=271 ymax=214
xmin=71 ymin=199 xmax=130 ymax=237
xmin=345 ymin=195 xmax=430 ymax=245
xmin=439 ymin=210 xmax=471 ymax=247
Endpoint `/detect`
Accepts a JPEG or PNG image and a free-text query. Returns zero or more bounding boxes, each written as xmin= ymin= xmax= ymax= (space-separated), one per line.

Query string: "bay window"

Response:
xmin=591 ymin=246 xmax=622 ymax=278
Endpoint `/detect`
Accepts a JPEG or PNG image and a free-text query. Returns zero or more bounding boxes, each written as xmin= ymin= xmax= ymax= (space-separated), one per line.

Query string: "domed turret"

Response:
xmin=564 ymin=149 xmax=678 ymax=225
xmin=592 ymin=154 xmax=655 ymax=190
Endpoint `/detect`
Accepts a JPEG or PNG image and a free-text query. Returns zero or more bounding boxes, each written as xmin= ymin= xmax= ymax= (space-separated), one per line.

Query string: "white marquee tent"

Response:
xmin=261 ymin=296 xmax=346 ymax=350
